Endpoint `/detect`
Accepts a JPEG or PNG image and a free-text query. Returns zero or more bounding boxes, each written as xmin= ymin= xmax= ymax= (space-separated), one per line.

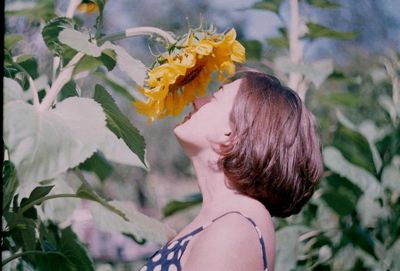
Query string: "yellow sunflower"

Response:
xmin=77 ymin=0 xmax=105 ymax=14
xmin=134 ymin=28 xmax=246 ymax=122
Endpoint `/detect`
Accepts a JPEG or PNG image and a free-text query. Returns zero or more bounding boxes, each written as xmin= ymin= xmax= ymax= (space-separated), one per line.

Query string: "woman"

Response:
xmin=140 ymin=71 xmax=323 ymax=271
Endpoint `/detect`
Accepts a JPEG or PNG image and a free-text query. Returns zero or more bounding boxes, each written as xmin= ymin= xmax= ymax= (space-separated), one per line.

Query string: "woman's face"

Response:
xmin=174 ymin=79 xmax=241 ymax=155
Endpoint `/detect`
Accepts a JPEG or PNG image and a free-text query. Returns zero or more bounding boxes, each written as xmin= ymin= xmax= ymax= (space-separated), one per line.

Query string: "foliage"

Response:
xmin=248 ymin=1 xmax=400 ymax=270
xmin=3 ymin=0 xmax=176 ymax=269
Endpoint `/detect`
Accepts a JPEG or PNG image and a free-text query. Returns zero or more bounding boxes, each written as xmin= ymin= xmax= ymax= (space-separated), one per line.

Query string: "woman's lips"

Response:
xmin=182 ymin=112 xmax=192 ymax=123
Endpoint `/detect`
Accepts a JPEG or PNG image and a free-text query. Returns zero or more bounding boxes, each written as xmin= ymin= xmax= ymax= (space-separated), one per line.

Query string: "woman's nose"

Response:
xmin=192 ymin=96 xmax=212 ymax=111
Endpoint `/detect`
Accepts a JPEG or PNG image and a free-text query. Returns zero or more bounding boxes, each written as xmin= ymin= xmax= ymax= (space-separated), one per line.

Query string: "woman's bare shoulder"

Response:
xmin=181 ymin=213 xmax=264 ymax=271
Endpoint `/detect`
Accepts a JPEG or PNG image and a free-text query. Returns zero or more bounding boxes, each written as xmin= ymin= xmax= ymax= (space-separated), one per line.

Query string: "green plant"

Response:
xmin=3 ymin=0 xmax=178 ymax=269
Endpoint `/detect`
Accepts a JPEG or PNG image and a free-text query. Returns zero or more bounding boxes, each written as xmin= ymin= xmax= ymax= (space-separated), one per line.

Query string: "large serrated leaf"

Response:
xmin=3 ymin=98 xmax=107 ymax=184
xmin=89 ymin=200 xmax=176 ymax=245
xmin=94 ymin=84 xmax=146 ymax=165
xmin=59 ymin=29 xmax=101 ymax=57
xmin=4 ymin=77 xmax=25 ymax=104
xmin=101 ymin=42 xmax=146 ymax=85
xmin=98 ymin=129 xmax=147 ymax=169
xmin=58 ymin=29 xmax=144 ymax=84
xmin=93 ymin=72 xmax=136 ymax=100
xmin=58 ymin=227 xmax=95 ymax=271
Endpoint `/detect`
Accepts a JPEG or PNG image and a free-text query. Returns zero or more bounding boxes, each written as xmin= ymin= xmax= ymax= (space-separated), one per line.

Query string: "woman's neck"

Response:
xmin=190 ymin=149 xmax=256 ymax=219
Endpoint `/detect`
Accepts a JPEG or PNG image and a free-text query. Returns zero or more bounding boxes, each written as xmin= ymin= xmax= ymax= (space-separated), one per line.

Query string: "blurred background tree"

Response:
xmin=3 ymin=0 xmax=399 ymax=270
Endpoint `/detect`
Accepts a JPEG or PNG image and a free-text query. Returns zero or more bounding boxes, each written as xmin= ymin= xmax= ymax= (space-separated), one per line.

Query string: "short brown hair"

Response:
xmin=218 ymin=71 xmax=323 ymax=218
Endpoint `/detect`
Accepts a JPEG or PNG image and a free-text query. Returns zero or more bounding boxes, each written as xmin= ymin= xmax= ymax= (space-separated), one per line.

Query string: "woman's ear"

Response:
xmin=224 ymin=132 xmax=232 ymax=137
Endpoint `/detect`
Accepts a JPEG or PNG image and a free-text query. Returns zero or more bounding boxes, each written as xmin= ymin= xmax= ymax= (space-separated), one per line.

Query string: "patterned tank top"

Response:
xmin=139 ymin=211 xmax=268 ymax=271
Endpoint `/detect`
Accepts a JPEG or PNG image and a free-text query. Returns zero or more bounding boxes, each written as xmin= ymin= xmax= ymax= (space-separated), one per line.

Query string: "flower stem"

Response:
xmin=2 ymin=251 xmax=64 ymax=266
xmin=38 ymin=52 xmax=84 ymax=111
xmin=97 ymin=26 xmax=176 ymax=46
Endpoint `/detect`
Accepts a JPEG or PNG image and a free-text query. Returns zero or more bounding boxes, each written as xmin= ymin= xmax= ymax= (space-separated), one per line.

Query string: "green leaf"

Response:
xmin=58 ymin=81 xmax=79 ymax=101
xmin=323 ymin=147 xmax=386 ymax=226
xmin=323 ymin=147 xmax=381 ymax=195
xmin=98 ymin=129 xmax=147 ymax=169
xmin=5 ymin=0 xmax=56 ymax=22
xmin=99 ymin=49 xmax=116 ymax=71
xmin=79 ymin=152 xmax=113 ymax=181
xmin=332 ymin=111 xmax=377 ymax=176
xmin=34 ymin=251 xmax=76 ymax=271
xmin=15 ymin=54 xmax=39 ymax=79
xmin=381 ymin=163 xmax=400 ymax=195
xmin=241 ymin=40 xmax=262 ymax=60
xmin=89 ymin=200 xmax=176 ymax=245
xmin=58 ymin=227 xmax=95 ymax=271
xmin=318 ymin=92 xmax=359 ymax=107
xmin=73 ymin=55 xmax=103 ymax=75
xmin=267 ymin=27 xmax=288 ymax=48
xmin=93 ymin=84 xmax=146 ymax=165
xmin=376 ymin=124 xmax=400 ymax=168
xmin=73 ymin=53 xmax=116 ymax=75
xmin=250 ymin=0 xmax=282 ymax=13
xmin=21 ymin=185 xmax=54 ymax=208
xmin=3 ymin=161 xmax=19 ymax=212
xmin=275 ymin=226 xmax=310 ymax=271
xmin=163 ymin=193 xmax=202 ymax=217
xmin=4 ymin=77 xmax=25 ymax=104
xmin=4 ymin=212 xmax=37 ymax=251
xmin=267 ymin=36 xmax=288 ymax=48
xmin=333 ymin=123 xmax=377 ymax=176
xmin=321 ymin=190 xmax=356 ymax=216
xmin=93 ymin=71 xmax=136 ymax=100
xmin=4 ymin=34 xmax=24 ymax=50
xmin=305 ymin=0 xmax=340 ymax=8
xmin=3 ymin=98 xmax=107 ymax=184
xmin=42 ymin=17 xmax=76 ymax=56
xmin=344 ymin=224 xmax=377 ymax=259
xmin=305 ymin=22 xmax=357 ymax=40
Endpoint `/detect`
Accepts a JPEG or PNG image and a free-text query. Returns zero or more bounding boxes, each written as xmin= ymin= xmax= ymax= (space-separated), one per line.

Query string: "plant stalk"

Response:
xmin=97 ymin=26 xmax=176 ymax=46
xmin=288 ymin=0 xmax=305 ymax=100
xmin=38 ymin=52 xmax=84 ymax=111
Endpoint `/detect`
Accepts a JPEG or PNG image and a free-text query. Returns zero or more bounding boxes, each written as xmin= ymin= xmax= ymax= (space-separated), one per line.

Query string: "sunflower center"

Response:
xmin=175 ymin=64 xmax=204 ymax=87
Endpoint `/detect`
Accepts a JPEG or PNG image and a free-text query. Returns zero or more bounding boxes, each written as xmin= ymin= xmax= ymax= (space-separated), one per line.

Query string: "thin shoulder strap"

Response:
xmin=207 ymin=211 xmax=269 ymax=271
